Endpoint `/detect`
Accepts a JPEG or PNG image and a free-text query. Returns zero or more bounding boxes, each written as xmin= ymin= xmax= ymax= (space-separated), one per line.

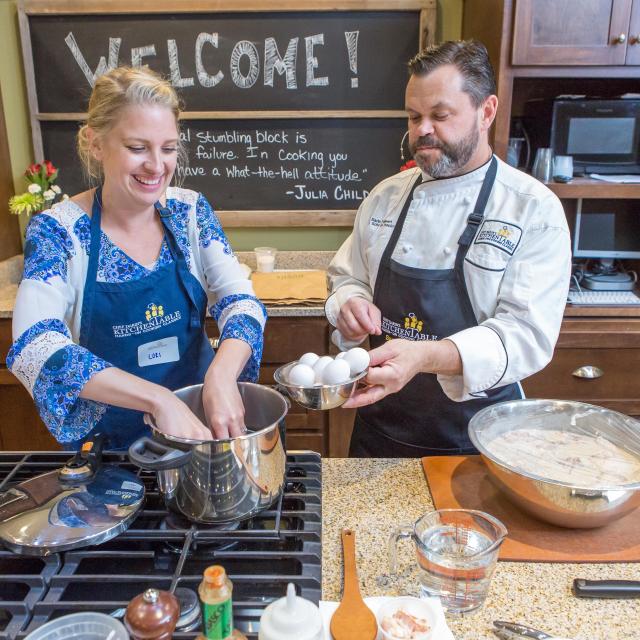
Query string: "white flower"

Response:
xmin=51 ymin=185 xmax=61 ymax=194
xmin=43 ymin=189 xmax=55 ymax=200
xmin=27 ymin=183 xmax=42 ymax=194
xmin=62 ymin=194 xmax=69 ymax=200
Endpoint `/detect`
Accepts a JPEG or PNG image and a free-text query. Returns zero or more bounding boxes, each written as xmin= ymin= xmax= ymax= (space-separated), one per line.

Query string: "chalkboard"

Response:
xmin=42 ymin=118 xmax=407 ymax=209
xmin=29 ymin=12 xmax=420 ymax=112
xmin=20 ymin=1 xmax=436 ymax=226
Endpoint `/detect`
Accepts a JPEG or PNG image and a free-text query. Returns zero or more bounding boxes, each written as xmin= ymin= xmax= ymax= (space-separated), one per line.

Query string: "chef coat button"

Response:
xmin=403 ymin=244 xmax=413 ymax=254
xmin=463 ymin=196 xmax=472 ymax=205
xmin=443 ymin=246 xmax=452 ymax=255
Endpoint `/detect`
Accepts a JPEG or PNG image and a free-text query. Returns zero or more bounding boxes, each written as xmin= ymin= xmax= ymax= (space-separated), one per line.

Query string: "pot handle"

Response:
xmin=128 ymin=437 xmax=192 ymax=471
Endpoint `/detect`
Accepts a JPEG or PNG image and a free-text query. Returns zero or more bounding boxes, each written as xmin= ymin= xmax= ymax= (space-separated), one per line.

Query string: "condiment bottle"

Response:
xmin=258 ymin=582 xmax=323 ymax=640
xmin=197 ymin=565 xmax=247 ymax=640
xmin=124 ymin=588 xmax=180 ymax=640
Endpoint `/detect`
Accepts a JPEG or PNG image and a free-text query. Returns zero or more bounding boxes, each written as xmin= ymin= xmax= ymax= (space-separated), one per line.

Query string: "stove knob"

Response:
xmin=125 ymin=588 xmax=180 ymax=640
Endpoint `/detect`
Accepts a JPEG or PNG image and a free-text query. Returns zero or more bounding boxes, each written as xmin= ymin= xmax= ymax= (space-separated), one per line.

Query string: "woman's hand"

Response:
xmin=202 ymin=371 xmax=246 ymax=439
xmin=150 ymin=388 xmax=212 ymax=441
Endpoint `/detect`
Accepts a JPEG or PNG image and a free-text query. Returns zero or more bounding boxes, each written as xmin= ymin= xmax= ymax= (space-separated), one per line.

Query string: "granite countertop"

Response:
xmin=0 ymin=252 xmax=332 ymax=319
xmin=322 ymin=458 xmax=640 ymax=640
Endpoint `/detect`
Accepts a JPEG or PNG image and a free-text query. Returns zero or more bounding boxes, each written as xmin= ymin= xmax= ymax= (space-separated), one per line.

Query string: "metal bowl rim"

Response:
xmin=144 ymin=382 xmax=288 ymax=446
xmin=468 ymin=398 xmax=640 ymax=492
xmin=273 ymin=361 xmax=368 ymax=389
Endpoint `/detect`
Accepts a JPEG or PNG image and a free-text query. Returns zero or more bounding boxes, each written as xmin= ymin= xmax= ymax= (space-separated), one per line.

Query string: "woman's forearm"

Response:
xmin=205 ymin=338 xmax=252 ymax=382
xmin=80 ymin=366 xmax=168 ymax=413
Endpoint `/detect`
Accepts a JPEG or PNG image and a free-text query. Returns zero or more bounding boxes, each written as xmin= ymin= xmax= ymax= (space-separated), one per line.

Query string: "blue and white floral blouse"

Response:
xmin=8 ymin=187 xmax=267 ymax=445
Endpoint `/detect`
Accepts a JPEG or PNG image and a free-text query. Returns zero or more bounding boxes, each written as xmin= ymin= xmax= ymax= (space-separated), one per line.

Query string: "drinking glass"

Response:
xmin=254 ymin=247 xmax=277 ymax=272
xmin=506 ymin=138 xmax=524 ymax=168
xmin=532 ymin=147 xmax=554 ymax=182
xmin=388 ymin=509 xmax=507 ymax=614
xmin=553 ymin=155 xmax=574 ymax=183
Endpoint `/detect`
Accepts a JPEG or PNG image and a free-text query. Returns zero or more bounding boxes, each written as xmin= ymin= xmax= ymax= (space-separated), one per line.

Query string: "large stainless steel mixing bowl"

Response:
xmin=468 ymin=399 xmax=640 ymax=528
xmin=274 ymin=362 xmax=367 ymax=410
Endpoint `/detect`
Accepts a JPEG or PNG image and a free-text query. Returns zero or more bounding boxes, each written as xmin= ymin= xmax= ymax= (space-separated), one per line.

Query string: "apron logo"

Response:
xmin=145 ymin=303 xmax=164 ymax=321
xmin=112 ymin=301 xmax=182 ymax=338
xmin=382 ymin=313 xmax=438 ymax=341
xmin=474 ymin=219 xmax=522 ymax=255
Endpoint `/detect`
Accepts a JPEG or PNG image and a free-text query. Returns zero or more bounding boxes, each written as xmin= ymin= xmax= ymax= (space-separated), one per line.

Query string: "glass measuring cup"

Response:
xmin=388 ymin=509 xmax=507 ymax=614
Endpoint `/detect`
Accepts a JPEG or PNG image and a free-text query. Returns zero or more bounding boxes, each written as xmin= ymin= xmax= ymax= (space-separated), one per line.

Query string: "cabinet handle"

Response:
xmin=631 ymin=35 xmax=640 ymax=45
xmin=572 ymin=365 xmax=603 ymax=379
xmin=613 ymin=33 xmax=627 ymax=44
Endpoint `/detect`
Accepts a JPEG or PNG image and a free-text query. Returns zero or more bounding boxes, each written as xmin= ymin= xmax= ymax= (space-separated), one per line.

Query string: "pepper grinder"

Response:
xmin=125 ymin=588 xmax=180 ymax=640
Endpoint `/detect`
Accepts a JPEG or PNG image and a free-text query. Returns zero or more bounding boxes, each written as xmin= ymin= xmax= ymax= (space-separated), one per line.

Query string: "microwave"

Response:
xmin=522 ymin=98 xmax=640 ymax=175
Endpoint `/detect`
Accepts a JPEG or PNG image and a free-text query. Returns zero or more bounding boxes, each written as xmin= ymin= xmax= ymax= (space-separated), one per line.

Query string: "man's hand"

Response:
xmin=342 ymin=338 xmax=462 ymax=409
xmin=336 ymin=297 xmax=382 ymax=342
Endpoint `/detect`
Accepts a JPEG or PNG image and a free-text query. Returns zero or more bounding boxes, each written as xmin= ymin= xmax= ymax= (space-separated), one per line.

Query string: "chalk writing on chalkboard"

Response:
xmin=41 ymin=119 xmax=407 ymax=210
xmin=29 ymin=12 xmax=419 ymax=112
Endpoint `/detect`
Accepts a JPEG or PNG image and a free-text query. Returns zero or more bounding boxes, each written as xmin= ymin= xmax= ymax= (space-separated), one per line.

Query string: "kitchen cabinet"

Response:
xmin=521 ymin=316 xmax=640 ymax=418
xmin=512 ymin=0 xmax=640 ymax=66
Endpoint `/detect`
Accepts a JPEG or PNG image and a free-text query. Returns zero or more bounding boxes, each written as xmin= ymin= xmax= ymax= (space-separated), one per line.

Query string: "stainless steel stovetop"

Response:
xmin=0 ymin=451 xmax=322 ymax=639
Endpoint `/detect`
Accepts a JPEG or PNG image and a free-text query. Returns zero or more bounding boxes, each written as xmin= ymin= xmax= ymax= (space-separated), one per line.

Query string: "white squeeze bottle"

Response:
xmin=259 ymin=582 xmax=323 ymax=640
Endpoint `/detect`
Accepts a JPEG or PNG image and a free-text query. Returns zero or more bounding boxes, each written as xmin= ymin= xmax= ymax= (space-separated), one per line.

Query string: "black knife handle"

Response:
xmin=573 ymin=579 xmax=640 ymax=598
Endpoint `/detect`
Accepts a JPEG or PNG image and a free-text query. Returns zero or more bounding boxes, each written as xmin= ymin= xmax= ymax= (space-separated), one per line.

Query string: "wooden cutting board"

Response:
xmin=422 ymin=455 xmax=640 ymax=562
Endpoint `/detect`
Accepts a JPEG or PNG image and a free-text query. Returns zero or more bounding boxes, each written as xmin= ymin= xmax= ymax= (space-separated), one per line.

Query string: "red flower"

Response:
xmin=400 ymin=159 xmax=417 ymax=171
xmin=26 ymin=163 xmax=41 ymax=177
xmin=44 ymin=160 xmax=57 ymax=178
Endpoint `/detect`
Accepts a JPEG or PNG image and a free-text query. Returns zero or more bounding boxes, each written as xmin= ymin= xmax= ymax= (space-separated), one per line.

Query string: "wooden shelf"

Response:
xmin=565 ymin=304 xmax=640 ymax=317
xmin=542 ymin=177 xmax=640 ymax=199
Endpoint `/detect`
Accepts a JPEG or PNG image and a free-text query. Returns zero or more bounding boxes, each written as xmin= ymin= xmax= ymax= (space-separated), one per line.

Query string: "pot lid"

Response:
xmin=0 ymin=463 xmax=144 ymax=556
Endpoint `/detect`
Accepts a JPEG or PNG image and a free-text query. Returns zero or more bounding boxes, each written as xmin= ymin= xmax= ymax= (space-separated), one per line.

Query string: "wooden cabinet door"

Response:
xmin=512 ymin=0 xmax=632 ymax=65
xmin=627 ymin=0 xmax=640 ymax=64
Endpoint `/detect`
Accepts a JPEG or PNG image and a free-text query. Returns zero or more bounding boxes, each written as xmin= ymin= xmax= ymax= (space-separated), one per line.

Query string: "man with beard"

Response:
xmin=326 ymin=40 xmax=571 ymax=457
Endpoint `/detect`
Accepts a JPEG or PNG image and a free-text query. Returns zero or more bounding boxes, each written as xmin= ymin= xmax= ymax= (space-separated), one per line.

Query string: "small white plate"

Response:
xmin=319 ymin=596 xmax=455 ymax=640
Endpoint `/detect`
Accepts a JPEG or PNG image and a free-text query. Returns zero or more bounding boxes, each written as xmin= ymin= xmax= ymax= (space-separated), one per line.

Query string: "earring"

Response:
xmin=400 ymin=131 xmax=409 ymax=161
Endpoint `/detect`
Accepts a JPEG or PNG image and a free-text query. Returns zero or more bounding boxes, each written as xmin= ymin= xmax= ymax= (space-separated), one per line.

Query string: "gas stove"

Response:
xmin=0 ymin=451 xmax=322 ymax=639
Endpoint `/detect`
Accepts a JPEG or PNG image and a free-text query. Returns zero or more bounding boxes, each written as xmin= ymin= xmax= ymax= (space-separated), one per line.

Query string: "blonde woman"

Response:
xmin=8 ymin=66 xmax=266 ymax=449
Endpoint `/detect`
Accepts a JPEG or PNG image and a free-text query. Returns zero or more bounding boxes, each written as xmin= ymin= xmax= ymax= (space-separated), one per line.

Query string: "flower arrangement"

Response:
xmin=8 ymin=160 xmax=67 ymax=217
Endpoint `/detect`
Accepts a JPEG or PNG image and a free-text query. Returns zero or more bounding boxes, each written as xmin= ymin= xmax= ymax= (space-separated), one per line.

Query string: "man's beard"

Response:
xmin=409 ymin=124 xmax=480 ymax=178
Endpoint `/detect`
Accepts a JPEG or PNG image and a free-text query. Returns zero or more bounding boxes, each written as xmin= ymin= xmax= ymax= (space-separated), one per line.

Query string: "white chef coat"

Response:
xmin=326 ymin=156 xmax=571 ymax=402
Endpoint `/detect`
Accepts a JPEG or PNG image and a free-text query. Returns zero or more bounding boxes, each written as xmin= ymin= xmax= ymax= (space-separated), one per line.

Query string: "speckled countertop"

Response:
xmin=0 ymin=252 xmax=333 ymax=319
xmin=322 ymin=458 xmax=640 ymax=640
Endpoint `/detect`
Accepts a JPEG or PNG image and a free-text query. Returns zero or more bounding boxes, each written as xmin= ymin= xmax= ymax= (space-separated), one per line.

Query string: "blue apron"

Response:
xmin=350 ymin=157 xmax=522 ymax=457
xmin=77 ymin=188 xmax=213 ymax=450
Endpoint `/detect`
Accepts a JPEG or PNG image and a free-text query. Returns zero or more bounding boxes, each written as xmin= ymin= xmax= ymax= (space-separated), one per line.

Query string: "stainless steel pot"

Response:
xmin=128 ymin=383 xmax=287 ymax=523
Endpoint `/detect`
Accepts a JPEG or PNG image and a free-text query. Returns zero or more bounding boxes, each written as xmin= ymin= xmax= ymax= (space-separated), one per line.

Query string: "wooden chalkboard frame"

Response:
xmin=18 ymin=0 xmax=436 ymax=227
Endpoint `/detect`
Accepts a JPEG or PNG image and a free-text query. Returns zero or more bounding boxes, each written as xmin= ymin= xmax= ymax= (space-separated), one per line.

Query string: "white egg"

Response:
xmin=287 ymin=363 xmax=316 ymax=387
xmin=344 ymin=347 xmax=370 ymax=376
xmin=312 ymin=356 xmax=334 ymax=383
xmin=298 ymin=352 xmax=319 ymax=367
xmin=321 ymin=358 xmax=352 ymax=385
xmin=335 ymin=351 xmax=347 ymax=359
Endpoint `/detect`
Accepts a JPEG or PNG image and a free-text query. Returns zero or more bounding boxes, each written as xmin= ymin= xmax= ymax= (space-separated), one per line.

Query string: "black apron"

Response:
xmin=350 ymin=158 xmax=522 ymax=458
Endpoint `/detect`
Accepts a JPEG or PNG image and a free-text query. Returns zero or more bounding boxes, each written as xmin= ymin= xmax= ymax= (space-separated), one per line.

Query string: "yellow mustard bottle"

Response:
xmin=197 ymin=565 xmax=247 ymax=640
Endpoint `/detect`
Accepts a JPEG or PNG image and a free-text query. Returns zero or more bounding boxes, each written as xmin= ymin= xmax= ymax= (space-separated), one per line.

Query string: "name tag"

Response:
xmin=138 ymin=336 xmax=180 ymax=367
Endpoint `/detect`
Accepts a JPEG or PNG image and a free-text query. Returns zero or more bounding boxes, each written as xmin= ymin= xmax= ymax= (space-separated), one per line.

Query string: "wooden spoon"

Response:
xmin=330 ymin=528 xmax=378 ymax=640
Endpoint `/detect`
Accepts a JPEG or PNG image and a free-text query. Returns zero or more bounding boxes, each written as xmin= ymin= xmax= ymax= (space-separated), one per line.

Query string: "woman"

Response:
xmin=8 ymin=67 xmax=266 ymax=449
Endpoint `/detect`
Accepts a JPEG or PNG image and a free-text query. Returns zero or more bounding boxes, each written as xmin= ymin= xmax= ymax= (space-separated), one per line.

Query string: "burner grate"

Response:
xmin=0 ymin=452 xmax=321 ymax=640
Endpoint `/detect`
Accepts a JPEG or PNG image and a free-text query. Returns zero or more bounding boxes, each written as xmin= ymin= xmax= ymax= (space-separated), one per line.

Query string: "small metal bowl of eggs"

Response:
xmin=273 ymin=348 xmax=370 ymax=410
